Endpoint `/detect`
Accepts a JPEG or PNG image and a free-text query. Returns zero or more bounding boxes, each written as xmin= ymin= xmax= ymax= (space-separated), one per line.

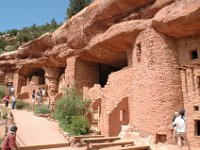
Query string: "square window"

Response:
xmin=194 ymin=120 xmax=200 ymax=136
xmin=191 ymin=50 xmax=198 ymax=60
xmin=194 ymin=106 xmax=199 ymax=111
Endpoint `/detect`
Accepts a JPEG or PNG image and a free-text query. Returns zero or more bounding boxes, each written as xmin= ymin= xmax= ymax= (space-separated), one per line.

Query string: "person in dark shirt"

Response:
xmin=2 ymin=95 xmax=10 ymax=107
xmin=1 ymin=125 xmax=18 ymax=150
xmin=32 ymin=90 xmax=36 ymax=110
xmin=36 ymin=88 xmax=42 ymax=103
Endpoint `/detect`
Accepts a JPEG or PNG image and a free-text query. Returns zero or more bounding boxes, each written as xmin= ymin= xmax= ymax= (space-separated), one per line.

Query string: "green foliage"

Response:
xmin=0 ymin=48 xmax=3 ymax=54
xmin=53 ymin=87 xmax=90 ymax=135
xmin=67 ymin=0 xmax=92 ymax=18
xmin=15 ymin=100 xmax=30 ymax=110
xmin=6 ymin=45 xmax=18 ymax=52
xmin=0 ymin=18 xmax=61 ymax=54
xmin=68 ymin=116 xmax=90 ymax=135
xmin=7 ymin=29 xmax=18 ymax=36
xmin=0 ymin=39 xmax=8 ymax=50
xmin=34 ymin=104 xmax=50 ymax=114
xmin=0 ymin=85 xmax=6 ymax=100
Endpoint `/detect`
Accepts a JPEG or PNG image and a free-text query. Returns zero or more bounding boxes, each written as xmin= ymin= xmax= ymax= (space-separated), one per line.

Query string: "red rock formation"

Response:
xmin=153 ymin=0 xmax=200 ymax=37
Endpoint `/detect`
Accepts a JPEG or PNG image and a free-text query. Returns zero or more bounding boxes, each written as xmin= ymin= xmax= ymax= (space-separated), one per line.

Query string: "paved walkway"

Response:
xmin=12 ymin=109 xmax=69 ymax=149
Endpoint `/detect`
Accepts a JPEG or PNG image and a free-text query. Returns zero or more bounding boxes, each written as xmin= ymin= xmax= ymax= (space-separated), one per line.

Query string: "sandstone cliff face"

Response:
xmin=153 ymin=0 xmax=200 ymax=37
xmin=1 ymin=0 xmax=199 ymax=71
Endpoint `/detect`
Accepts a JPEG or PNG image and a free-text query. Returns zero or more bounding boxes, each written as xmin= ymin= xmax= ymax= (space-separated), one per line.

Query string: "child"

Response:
xmin=2 ymin=95 xmax=10 ymax=107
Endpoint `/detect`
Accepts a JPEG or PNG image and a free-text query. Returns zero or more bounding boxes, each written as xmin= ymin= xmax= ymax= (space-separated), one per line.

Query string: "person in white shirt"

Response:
xmin=42 ymin=87 xmax=46 ymax=97
xmin=173 ymin=108 xmax=191 ymax=150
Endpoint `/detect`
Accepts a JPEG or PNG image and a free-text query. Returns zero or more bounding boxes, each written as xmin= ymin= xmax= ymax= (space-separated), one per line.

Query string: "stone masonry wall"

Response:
xmin=109 ymin=97 xmax=129 ymax=136
xmin=75 ymin=59 xmax=99 ymax=92
xmin=177 ymin=36 xmax=200 ymax=146
xmin=99 ymin=67 xmax=132 ymax=136
xmin=130 ymin=28 xmax=183 ymax=143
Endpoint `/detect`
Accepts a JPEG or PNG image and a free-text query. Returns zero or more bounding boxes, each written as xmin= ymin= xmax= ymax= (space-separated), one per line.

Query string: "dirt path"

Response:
xmin=12 ymin=109 xmax=68 ymax=148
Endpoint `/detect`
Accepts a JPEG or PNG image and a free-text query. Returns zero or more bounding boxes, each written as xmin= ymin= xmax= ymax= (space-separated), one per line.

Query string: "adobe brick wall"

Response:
xmin=21 ymin=84 xmax=46 ymax=100
xmin=101 ymin=68 xmax=132 ymax=136
xmin=75 ymin=59 xmax=99 ymax=92
xmin=84 ymin=67 xmax=133 ymax=136
xmin=83 ymin=84 xmax=103 ymax=100
xmin=130 ymin=28 xmax=183 ymax=142
xmin=109 ymin=97 xmax=129 ymax=136
xmin=177 ymin=36 xmax=200 ymax=146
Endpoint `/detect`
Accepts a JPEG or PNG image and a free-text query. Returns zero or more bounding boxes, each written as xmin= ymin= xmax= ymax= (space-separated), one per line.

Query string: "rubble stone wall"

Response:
xmin=130 ymin=28 xmax=183 ymax=142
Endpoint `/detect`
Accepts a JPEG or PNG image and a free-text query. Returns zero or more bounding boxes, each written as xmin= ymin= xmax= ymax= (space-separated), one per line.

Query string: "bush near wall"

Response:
xmin=53 ymin=87 xmax=90 ymax=135
xmin=68 ymin=116 xmax=90 ymax=135
xmin=15 ymin=100 xmax=31 ymax=110
xmin=34 ymin=104 xmax=50 ymax=115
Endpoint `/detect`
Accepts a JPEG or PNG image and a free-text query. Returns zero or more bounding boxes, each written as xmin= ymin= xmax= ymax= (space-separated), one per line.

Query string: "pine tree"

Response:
xmin=67 ymin=0 xmax=92 ymax=18
xmin=50 ymin=18 xmax=57 ymax=28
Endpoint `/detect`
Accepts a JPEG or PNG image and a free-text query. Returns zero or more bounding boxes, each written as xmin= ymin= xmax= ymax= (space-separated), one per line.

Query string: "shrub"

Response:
xmin=68 ymin=116 xmax=90 ymax=135
xmin=15 ymin=100 xmax=30 ymax=110
xmin=34 ymin=105 xmax=50 ymax=114
xmin=0 ymin=85 xmax=6 ymax=100
xmin=53 ymin=87 xmax=91 ymax=135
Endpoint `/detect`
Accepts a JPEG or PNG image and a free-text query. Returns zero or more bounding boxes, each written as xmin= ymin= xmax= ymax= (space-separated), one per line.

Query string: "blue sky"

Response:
xmin=0 ymin=0 xmax=70 ymax=32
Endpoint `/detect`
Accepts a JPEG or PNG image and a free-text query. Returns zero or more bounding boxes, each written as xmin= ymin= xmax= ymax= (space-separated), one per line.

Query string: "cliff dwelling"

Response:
xmin=1 ymin=0 xmax=200 ymax=148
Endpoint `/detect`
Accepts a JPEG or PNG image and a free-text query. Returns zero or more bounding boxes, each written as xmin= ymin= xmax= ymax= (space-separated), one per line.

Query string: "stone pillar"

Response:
xmin=13 ymin=72 xmax=27 ymax=96
xmin=65 ymin=56 xmax=77 ymax=89
xmin=130 ymin=28 xmax=183 ymax=143
xmin=43 ymin=67 xmax=60 ymax=97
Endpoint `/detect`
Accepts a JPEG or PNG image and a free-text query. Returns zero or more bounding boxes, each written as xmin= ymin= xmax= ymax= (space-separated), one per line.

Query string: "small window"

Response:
xmin=191 ymin=50 xmax=198 ymax=60
xmin=120 ymin=110 xmax=125 ymax=122
xmin=155 ymin=133 xmax=167 ymax=143
xmin=194 ymin=106 xmax=199 ymax=111
xmin=197 ymin=77 xmax=200 ymax=89
xmin=136 ymin=43 xmax=141 ymax=62
xmin=194 ymin=120 xmax=200 ymax=136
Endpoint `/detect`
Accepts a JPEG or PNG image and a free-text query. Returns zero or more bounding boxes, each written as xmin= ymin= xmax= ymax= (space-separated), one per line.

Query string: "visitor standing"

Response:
xmin=173 ymin=108 xmax=191 ymax=150
xmin=11 ymin=96 xmax=17 ymax=109
xmin=32 ymin=90 xmax=36 ymax=109
xmin=9 ymin=85 xmax=15 ymax=96
xmin=42 ymin=87 xmax=46 ymax=97
xmin=172 ymin=112 xmax=179 ymax=140
xmin=36 ymin=88 xmax=42 ymax=103
xmin=1 ymin=125 xmax=18 ymax=150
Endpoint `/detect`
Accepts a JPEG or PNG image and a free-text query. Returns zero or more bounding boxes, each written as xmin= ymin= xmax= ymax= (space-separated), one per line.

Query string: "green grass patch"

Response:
xmin=15 ymin=100 xmax=31 ymax=110
xmin=34 ymin=104 xmax=50 ymax=114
